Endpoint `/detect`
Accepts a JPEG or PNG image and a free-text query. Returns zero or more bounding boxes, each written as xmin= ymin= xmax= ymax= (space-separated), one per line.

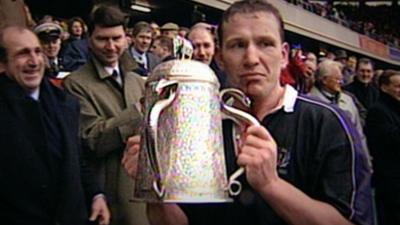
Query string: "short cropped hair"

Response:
xmin=217 ymin=0 xmax=285 ymax=46
xmin=316 ymin=59 xmax=342 ymax=80
xmin=356 ymin=57 xmax=374 ymax=70
xmin=0 ymin=26 xmax=33 ymax=63
xmin=87 ymin=5 xmax=127 ymax=35
xmin=131 ymin=21 xmax=151 ymax=37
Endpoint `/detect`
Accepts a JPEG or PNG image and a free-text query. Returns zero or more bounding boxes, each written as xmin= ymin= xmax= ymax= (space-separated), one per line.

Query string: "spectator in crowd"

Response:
xmin=344 ymin=57 xmax=379 ymax=110
xmin=61 ymin=17 xmax=90 ymax=72
xmin=187 ymin=24 xmax=227 ymax=88
xmin=178 ymin=26 xmax=189 ymax=38
xmin=305 ymin=51 xmax=317 ymax=68
xmin=139 ymin=1 xmax=373 ymax=225
xmin=34 ymin=22 xmax=68 ymax=78
xmin=302 ymin=51 xmax=318 ymax=93
xmin=334 ymin=50 xmax=349 ymax=83
xmin=326 ymin=51 xmax=336 ymax=60
xmin=125 ymin=28 xmax=134 ymax=46
xmin=38 ymin=15 xmax=55 ymax=24
xmin=187 ymin=25 xmax=215 ymax=65
xmin=62 ymin=5 xmax=148 ymax=225
xmin=366 ymin=69 xmax=400 ymax=225
xmin=129 ymin=21 xmax=160 ymax=76
xmin=309 ymin=59 xmax=370 ymax=165
xmin=66 ymin=17 xmax=86 ymax=41
xmin=373 ymin=69 xmax=384 ymax=87
xmin=280 ymin=46 xmax=309 ymax=93
xmin=150 ymin=35 xmax=175 ymax=62
xmin=0 ymin=25 xmax=110 ymax=225
xmin=58 ymin=19 xmax=70 ymax=42
xmin=334 ymin=49 xmax=347 ymax=66
xmin=342 ymin=55 xmax=357 ymax=85
xmin=160 ymin=22 xmax=179 ymax=39
xmin=149 ymin=21 xmax=160 ymax=38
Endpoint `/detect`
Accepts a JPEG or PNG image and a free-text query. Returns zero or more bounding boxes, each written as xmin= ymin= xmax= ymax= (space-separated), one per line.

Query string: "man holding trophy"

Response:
xmin=124 ymin=0 xmax=373 ymax=225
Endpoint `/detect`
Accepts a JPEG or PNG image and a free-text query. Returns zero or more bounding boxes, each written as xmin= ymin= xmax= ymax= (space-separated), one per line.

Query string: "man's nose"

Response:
xmin=28 ymin=52 xmax=41 ymax=66
xmin=198 ymin=46 xmax=206 ymax=56
xmin=243 ymin=44 xmax=259 ymax=67
xmin=50 ymin=42 xmax=58 ymax=49
xmin=105 ymin=40 xmax=116 ymax=50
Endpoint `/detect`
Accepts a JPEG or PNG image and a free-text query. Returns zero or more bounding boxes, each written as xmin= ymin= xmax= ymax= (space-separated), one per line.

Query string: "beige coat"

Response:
xmin=63 ymin=52 xmax=149 ymax=225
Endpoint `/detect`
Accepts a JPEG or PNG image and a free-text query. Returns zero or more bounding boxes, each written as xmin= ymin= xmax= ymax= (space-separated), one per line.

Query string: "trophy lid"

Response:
xmin=147 ymin=59 xmax=220 ymax=86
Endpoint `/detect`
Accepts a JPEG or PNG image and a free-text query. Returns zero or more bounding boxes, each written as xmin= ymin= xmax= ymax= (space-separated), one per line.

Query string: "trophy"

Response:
xmin=134 ymin=59 xmax=259 ymax=203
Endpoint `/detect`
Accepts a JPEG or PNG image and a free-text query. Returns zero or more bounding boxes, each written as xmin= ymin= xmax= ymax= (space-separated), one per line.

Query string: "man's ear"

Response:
xmin=321 ymin=76 xmax=328 ymax=86
xmin=281 ymin=42 xmax=290 ymax=70
xmin=214 ymin=47 xmax=224 ymax=71
xmin=380 ymin=84 xmax=388 ymax=93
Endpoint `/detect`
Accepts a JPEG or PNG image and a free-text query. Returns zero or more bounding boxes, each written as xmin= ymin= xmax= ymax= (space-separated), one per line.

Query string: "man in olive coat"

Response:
xmin=63 ymin=5 xmax=148 ymax=225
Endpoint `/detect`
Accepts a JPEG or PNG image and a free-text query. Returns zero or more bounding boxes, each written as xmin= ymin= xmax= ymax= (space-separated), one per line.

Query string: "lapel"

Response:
xmin=41 ymin=78 xmax=77 ymax=161
xmin=39 ymin=79 xmax=85 ymax=217
xmin=90 ymin=55 xmax=125 ymax=92
xmin=0 ymin=76 xmax=53 ymax=170
xmin=121 ymin=51 xmax=144 ymax=105
xmin=90 ymin=51 xmax=143 ymax=106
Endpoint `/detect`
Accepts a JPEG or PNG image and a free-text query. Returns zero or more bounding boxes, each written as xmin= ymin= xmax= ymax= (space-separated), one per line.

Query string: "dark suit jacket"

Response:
xmin=146 ymin=52 xmax=161 ymax=72
xmin=0 ymin=76 xmax=99 ymax=225
xmin=366 ymin=91 xmax=400 ymax=179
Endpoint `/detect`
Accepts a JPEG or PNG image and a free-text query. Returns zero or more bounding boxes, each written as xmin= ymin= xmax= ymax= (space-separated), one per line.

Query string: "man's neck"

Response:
xmin=132 ymin=46 xmax=145 ymax=55
xmin=251 ymin=86 xmax=286 ymax=120
xmin=320 ymin=85 xmax=338 ymax=96
xmin=355 ymin=77 xmax=370 ymax=87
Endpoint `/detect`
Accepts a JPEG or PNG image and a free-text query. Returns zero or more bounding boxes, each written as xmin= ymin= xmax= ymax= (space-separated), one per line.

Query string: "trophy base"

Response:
xmin=132 ymin=190 xmax=234 ymax=203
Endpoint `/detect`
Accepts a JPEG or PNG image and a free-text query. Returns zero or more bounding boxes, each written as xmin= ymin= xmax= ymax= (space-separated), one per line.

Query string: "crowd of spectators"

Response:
xmin=286 ymin=0 xmax=400 ymax=49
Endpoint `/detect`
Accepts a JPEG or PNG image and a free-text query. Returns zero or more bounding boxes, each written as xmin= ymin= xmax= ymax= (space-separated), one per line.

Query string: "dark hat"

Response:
xmin=33 ymin=22 xmax=62 ymax=41
xmin=160 ymin=22 xmax=179 ymax=31
xmin=334 ymin=49 xmax=347 ymax=59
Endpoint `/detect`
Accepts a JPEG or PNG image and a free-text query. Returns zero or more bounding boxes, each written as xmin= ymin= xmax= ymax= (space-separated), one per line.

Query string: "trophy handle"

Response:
xmin=147 ymin=79 xmax=178 ymax=198
xmin=220 ymin=88 xmax=260 ymax=196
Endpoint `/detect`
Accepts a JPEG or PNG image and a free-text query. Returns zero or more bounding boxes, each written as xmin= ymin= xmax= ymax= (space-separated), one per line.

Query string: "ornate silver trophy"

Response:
xmin=133 ymin=59 xmax=259 ymax=203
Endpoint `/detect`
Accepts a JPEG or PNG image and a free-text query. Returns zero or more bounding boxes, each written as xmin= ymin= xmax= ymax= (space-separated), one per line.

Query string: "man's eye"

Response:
xmin=35 ymin=48 xmax=43 ymax=55
xmin=113 ymin=36 xmax=122 ymax=41
xmin=258 ymin=41 xmax=273 ymax=48
xmin=229 ymin=42 xmax=245 ymax=49
xmin=96 ymin=37 xmax=107 ymax=41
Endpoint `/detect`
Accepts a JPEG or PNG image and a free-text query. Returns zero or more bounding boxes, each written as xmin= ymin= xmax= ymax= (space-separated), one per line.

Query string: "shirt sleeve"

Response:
xmin=316 ymin=108 xmax=374 ymax=225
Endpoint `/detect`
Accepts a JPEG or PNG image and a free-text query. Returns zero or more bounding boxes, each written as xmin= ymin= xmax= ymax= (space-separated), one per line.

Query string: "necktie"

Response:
xmin=48 ymin=60 xmax=59 ymax=77
xmin=112 ymin=70 xmax=122 ymax=86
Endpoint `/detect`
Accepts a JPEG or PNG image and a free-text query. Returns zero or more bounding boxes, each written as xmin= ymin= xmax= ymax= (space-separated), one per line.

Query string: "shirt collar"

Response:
xmin=130 ymin=47 xmax=147 ymax=67
xmin=281 ymin=84 xmax=298 ymax=113
xmin=131 ymin=47 xmax=145 ymax=58
xmin=104 ymin=64 xmax=120 ymax=76
xmin=29 ymin=88 xmax=40 ymax=101
xmin=48 ymin=58 xmax=58 ymax=65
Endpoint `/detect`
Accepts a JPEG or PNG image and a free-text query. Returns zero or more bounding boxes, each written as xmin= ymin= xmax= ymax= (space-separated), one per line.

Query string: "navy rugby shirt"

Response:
xmin=181 ymin=85 xmax=373 ymax=225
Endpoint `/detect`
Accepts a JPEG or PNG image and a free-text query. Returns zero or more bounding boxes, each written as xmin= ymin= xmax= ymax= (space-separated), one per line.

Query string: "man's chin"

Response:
xmin=242 ymin=82 xmax=263 ymax=97
xmin=23 ymin=80 xmax=41 ymax=91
